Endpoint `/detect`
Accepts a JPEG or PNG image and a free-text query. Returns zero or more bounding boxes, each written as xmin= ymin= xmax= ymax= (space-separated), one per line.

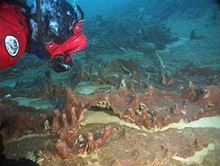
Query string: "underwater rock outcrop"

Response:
xmin=141 ymin=24 xmax=178 ymax=45
xmin=0 ymin=99 xmax=48 ymax=141
xmin=85 ymin=16 xmax=178 ymax=55
xmin=180 ymin=62 xmax=217 ymax=77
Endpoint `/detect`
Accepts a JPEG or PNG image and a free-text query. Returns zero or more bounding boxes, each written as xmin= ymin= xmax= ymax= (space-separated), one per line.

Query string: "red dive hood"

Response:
xmin=45 ymin=22 xmax=87 ymax=58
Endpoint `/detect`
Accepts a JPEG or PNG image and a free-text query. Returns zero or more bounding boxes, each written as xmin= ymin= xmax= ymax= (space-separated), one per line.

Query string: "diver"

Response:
xmin=0 ymin=0 xmax=87 ymax=72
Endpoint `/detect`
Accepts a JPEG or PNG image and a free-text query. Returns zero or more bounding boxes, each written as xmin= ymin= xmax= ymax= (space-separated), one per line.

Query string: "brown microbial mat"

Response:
xmin=0 ymin=0 xmax=219 ymax=165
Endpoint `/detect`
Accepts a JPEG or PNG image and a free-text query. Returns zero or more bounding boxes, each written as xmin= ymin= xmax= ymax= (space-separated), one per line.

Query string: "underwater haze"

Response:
xmin=0 ymin=0 xmax=220 ymax=166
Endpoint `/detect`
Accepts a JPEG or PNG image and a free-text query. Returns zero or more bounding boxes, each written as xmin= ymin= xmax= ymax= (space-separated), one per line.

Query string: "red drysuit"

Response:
xmin=0 ymin=1 xmax=87 ymax=71
xmin=0 ymin=2 xmax=29 ymax=70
